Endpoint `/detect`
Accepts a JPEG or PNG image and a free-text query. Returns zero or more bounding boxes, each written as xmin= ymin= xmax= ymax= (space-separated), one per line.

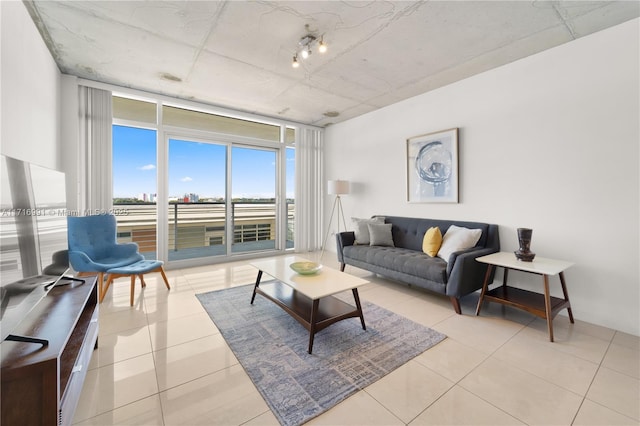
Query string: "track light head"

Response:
xmin=318 ymin=38 xmax=327 ymax=53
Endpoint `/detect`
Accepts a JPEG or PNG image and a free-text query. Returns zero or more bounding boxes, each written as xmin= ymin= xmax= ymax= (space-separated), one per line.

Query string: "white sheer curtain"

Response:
xmin=77 ymin=86 xmax=112 ymax=213
xmin=295 ymin=128 xmax=324 ymax=252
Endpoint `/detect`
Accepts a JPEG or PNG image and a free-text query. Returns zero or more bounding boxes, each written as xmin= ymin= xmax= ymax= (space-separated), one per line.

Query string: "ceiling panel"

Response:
xmin=25 ymin=0 xmax=640 ymax=126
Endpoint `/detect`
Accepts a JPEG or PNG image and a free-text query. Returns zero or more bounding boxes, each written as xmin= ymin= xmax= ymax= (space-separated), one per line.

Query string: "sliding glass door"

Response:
xmin=165 ymin=139 xmax=279 ymax=261
xmin=168 ymin=138 xmax=227 ymax=261
xmin=231 ymin=146 xmax=277 ymax=253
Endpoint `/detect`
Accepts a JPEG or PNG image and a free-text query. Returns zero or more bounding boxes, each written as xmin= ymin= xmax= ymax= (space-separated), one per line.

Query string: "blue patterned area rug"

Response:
xmin=196 ymin=283 xmax=446 ymax=426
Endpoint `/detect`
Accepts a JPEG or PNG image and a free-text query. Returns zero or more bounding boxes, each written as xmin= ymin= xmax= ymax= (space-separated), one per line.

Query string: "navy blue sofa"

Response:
xmin=336 ymin=216 xmax=500 ymax=314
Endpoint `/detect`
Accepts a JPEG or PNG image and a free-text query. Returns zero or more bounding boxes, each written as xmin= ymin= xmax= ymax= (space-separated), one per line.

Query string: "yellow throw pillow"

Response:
xmin=422 ymin=227 xmax=443 ymax=257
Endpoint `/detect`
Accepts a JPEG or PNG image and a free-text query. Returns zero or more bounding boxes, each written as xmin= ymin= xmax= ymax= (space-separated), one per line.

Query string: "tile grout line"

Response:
xmin=569 ymin=330 xmax=638 ymax=424
xmin=449 ymin=324 xmax=532 ymax=425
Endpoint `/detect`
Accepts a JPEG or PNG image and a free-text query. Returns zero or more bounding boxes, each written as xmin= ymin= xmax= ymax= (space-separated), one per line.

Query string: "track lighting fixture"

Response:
xmin=291 ymin=29 xmax=327 ymax=69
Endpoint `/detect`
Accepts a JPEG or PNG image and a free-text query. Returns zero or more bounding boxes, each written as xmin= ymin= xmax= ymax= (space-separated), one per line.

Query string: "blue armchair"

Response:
xmin=67 ymin=214 xmax=143 ymax=299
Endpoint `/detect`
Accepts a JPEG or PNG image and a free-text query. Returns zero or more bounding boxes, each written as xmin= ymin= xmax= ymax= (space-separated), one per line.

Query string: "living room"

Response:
xmin=2 ymin=1 xmax=639 ymax=425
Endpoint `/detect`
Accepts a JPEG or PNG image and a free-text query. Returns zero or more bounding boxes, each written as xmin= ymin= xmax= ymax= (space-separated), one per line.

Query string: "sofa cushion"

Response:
xmin=422 ymin=227 xmax=442 ymax=257
xmin=352 ymin=216 xmax=385 ymax=245
xmin=343 ymin=245 xmax=447 ymax=284
xmin=437 ymin=225 xmax=483 ymax=262
xmin=381 ymin=216 xmax=491 ymax=252
xmin=368 ymin=223 xmax=394 ymax=246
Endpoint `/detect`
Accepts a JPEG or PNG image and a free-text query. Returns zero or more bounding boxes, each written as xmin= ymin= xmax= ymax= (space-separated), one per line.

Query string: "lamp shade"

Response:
xmin=328 ymin=180 xmax=350 ymax=195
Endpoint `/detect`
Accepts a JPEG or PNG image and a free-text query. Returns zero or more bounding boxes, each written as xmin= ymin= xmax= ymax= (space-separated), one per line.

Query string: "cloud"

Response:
xmin=180 ymin=176 xmax=193 ymax=182
xmin=138 ymin=164 xmax=156 ymax=171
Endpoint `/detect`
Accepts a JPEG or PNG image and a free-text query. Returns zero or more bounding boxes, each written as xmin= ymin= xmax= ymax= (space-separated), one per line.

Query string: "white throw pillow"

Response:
xmin=437 ymin=225 xmax=482 ymax=262
xmin=351 ymin=217 xmax=385 ymax=245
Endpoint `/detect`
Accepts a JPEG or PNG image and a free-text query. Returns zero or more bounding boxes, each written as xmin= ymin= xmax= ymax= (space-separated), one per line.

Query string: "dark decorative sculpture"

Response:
xmin=515 ymin=228 xmax=536 ymax=261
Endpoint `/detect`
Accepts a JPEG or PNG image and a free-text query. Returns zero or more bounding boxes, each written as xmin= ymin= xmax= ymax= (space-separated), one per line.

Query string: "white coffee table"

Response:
xmin=249 ymin=256 xmax=369 ymax=354
xmin=475 ymin=252 xmax=575 ymax=342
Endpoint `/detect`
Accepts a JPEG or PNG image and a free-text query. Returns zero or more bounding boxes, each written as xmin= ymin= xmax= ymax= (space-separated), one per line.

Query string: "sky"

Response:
xmin=112 ymin=125 xmax=295 ymax=200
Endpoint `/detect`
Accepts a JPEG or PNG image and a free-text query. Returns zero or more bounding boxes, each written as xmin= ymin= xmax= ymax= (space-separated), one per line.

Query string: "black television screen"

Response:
xmin=0 ymin=155 xmax=69 ymax=343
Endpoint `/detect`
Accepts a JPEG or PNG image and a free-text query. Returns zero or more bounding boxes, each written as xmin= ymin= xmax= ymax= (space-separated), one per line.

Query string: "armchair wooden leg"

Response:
xmin=97 ymin=272 xmax=104 ymax=301
xmin=79 ymin=272 xmax=104 ymax=301
xmin=100 ymin=274 xmax=115 ymax=303
xmin=158 ymin=266 xmax=171 ymax=290
xmin=130 ymin=275 xmax=136 ymax=306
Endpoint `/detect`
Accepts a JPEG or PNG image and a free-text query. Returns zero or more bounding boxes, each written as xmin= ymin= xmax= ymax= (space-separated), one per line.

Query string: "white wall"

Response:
xmin=1 ymin=1 xmax=62 ymax=170
xmin=325 ymin=19 xmax=640 ymax=336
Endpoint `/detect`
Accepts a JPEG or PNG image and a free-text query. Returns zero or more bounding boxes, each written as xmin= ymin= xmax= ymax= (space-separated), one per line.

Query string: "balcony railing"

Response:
xmin=113 ymin=201 xmax=295 ymax=260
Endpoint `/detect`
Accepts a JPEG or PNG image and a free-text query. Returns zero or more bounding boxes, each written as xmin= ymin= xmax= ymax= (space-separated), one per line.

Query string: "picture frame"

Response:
xmin=406 ymin=128 xmax=459 ymax=203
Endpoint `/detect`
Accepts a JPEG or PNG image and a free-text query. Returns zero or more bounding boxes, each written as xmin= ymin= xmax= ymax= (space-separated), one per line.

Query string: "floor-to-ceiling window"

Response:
xmin=112 ymin=95 xmax=297 ymax=266
xmin=112 ymin=125 xmax=158 ymax=259
xmin=285 ymin=145 xmax=295 ymax=248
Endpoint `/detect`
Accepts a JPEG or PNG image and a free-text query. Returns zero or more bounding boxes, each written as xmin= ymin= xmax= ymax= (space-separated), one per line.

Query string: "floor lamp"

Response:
xmin=321 ymin=179 xmax=350 ymax=258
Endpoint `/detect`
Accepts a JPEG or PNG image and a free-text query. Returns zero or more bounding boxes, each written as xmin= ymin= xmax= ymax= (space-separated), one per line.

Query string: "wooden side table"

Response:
xmin=475 ymin=252 xmax=574 ymax=342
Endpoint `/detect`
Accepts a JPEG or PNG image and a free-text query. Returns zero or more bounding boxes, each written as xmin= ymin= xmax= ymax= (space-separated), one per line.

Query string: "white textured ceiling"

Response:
xmin=26 ymin=1 xmax=639 ymax=127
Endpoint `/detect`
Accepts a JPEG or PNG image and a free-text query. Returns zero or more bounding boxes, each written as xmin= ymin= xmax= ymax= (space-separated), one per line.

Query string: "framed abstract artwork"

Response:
xmin=406 ymin=128 xmax=459 ymax=203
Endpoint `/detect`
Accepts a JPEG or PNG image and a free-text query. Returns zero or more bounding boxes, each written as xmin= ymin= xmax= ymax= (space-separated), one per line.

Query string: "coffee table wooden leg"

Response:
xmin=250 ymin=270 xmax=263 ymax=304
xmin=352 ymin=289 xmax=366 ymax=330
xmin=475 ymin=265 xmax=494 ymax=316
xmin=308 ymin=299 xmax=319 ymax=354
xmin=543 ymin=274 xmax=554 ymax=342
xmin=559 ymin=272 xmax=574 ymax=323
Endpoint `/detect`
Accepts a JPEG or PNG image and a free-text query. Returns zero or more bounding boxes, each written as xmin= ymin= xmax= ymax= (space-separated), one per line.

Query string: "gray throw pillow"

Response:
xmin=368 ymin=223 xmax=394 ymax=247
xmin=352 ymin=216 xmax=385 ymax=245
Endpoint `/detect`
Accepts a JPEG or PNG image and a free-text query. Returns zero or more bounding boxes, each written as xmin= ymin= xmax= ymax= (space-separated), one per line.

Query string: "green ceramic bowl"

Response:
xmin=289 ymin=261 xmax=322 ymax=275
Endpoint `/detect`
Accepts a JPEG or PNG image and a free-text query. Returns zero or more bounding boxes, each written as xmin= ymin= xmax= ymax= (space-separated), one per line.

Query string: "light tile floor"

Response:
xmin=73 ymin=252 xmax=640 ymax=425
